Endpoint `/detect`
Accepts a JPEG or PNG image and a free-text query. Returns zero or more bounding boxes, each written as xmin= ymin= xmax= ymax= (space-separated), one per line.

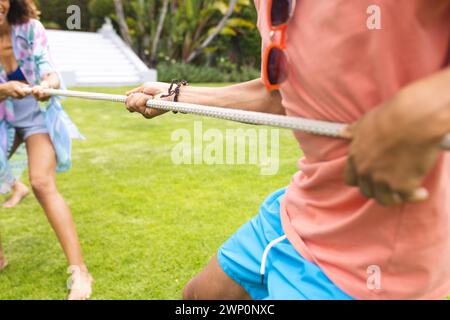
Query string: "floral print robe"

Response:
xmin=0 ymin=19 xmax=83 ymax=193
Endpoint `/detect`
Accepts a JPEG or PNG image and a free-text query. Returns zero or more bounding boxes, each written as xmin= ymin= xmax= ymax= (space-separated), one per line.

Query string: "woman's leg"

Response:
xmin=25 ymin=133 xmax=92 ymax=299
xmin=3 ymin=133 xmax=29 ymax=208
xmin=0 ymin=233 xmax=7 ymax=270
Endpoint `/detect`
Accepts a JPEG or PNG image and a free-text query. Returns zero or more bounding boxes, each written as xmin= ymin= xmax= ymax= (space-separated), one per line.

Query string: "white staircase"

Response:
xmin=46 ymin=20 xmax=156 ymax=87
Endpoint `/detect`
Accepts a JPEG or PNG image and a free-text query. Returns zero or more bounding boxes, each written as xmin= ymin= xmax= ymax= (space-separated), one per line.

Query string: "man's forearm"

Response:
xmin=399 ymin=66 xmax=450 ymax=141
xmin=178 ymin=79 xmax=285 ymax=115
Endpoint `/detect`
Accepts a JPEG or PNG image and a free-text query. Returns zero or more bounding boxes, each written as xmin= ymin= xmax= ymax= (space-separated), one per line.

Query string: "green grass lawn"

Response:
xmin=0 ymin=85 xmax=301 ymax=299
xmin=1 ymin=86 xmax=448 ymax=300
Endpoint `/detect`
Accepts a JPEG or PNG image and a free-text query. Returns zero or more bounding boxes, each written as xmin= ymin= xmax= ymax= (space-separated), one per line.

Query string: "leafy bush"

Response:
xmin=157 ymin=62 xmax=260 ymax=83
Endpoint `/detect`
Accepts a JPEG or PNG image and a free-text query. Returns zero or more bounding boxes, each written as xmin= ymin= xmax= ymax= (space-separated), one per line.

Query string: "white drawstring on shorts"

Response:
xmin=260 ymin=234 xmax=287 ymax=285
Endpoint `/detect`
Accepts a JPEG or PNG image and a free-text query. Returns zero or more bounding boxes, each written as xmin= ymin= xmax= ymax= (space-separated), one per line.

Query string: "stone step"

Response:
xmin=45 ymin=21 xmax=156 ymax=87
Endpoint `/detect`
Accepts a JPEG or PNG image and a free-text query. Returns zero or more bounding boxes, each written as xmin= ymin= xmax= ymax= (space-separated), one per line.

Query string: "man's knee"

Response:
xmin=182 ymin=279 xmax=199 ymax=300
xmin=182 ymin=280 xmax=195 ymax=300
xmin=181 ymin=255 xmax=251 ymax=300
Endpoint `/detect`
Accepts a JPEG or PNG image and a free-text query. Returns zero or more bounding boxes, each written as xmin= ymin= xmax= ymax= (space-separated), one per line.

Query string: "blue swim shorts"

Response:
xmin=217 ymin=188 xmax=354 ymax=300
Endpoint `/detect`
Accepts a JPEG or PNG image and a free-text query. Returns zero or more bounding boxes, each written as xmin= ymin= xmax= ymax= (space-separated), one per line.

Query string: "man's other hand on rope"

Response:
xmin=343 ymin=67 xmax=450 ymax=206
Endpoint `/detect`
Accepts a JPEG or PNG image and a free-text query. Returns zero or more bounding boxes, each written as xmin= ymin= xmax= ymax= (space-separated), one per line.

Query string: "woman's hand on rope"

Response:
xmin=31 ymin=80 xmax=52 ymax=102
xmin=342 ymin=90 xmax=443 ymax=206
xmin=0 ymin=81 xmax=28 ymax=99
xmin=125 ymin=82 xmax=172 ymax=119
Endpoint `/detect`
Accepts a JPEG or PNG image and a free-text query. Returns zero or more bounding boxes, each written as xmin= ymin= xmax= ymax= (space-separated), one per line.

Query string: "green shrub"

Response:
xmin=42 ymin=21 xmax=61 ymax=30
xmin=156 ymin=62 xmax=260 ymax=83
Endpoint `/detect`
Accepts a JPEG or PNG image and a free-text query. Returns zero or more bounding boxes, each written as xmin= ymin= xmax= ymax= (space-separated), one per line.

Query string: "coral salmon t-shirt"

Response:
xmin=254 ymin=0 xmax=450 ymax=299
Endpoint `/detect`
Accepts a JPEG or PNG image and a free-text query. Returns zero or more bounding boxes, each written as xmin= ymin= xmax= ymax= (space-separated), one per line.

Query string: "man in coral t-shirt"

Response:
xmin=126 ymin=0 xmax=450 ymax=299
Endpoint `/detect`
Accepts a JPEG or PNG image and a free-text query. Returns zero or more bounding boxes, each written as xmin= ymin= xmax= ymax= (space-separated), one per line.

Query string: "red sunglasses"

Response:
xmin=262 ymin=0 xmax=296 ymax=91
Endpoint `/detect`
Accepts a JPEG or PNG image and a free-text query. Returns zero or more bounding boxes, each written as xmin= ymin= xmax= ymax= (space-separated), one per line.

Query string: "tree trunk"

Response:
xmin=150 ymin=0 xmax=170 ymax=67
xmin=136 ymin=0 xmax=145 ymax=58
xmin=185 ymin=0 xmax=239 ymax=63
xmin=113 ymin=0 xmax=133 ymax=47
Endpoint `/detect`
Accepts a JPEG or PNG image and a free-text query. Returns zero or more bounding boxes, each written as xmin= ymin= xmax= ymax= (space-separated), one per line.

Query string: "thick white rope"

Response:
xmin=22 ymin=87 xmax=450 ymax=150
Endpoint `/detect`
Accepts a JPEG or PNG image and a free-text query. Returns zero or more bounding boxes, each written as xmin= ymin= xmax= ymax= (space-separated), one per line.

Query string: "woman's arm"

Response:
xmin=42 ymin=72 xmax=61 ymax=90
xmin=125 ymin=79 xmax=284 ymax=119
xmin=29 ymin=20 xmax=60 ymax=101
xmin=0 ymin=81 xmax=27 ymax=101
xmin=31 ymin=72 xmax=60 ymax=101
xmin=0 ymin=74 xmax=59 ymax=102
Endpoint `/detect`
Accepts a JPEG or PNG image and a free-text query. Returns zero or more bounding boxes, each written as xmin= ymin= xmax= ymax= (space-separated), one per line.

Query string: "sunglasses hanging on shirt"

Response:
xmin=262 ymin=0 xmax=296 ymax=91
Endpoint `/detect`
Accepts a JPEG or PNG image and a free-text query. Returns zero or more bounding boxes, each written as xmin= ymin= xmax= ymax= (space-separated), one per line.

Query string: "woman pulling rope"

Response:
xmin=0 ymin=0 xmax=92 ymax=300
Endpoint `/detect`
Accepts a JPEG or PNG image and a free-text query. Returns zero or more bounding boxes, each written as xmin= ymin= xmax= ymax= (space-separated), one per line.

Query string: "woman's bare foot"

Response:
xmin=67 ymin=265 xmax=93 ymax=300
xmin=3 ymin=180 xmax=29 ymax=208
xmin=0 ymin=253 xmax=7 ymax=271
